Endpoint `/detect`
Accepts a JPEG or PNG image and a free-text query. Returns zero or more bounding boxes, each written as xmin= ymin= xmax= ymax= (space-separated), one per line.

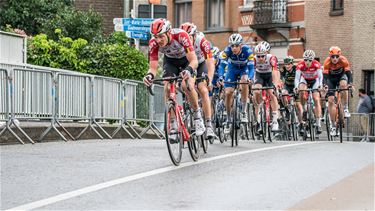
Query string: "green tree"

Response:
xmin=0 ymin=0 xmax=103 ymax=42
xmin=40 ymin=7 xmax=103 ymax=43
xmin=0 ymin=0 xmax=73 ymax=35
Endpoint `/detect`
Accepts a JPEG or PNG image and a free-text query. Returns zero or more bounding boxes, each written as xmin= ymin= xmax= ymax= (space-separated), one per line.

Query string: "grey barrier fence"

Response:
xmin=0 ymin=62 xmax=168 ymax=144
xmin=345 ymin=113 xmax=375 ymax=141
xmin=0 ymin=69 xmax=7 ymax=121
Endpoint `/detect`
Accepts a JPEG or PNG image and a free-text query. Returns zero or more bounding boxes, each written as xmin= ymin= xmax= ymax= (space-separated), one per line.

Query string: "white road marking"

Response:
xmin=7 ymin=142 xmax=317 ymax=211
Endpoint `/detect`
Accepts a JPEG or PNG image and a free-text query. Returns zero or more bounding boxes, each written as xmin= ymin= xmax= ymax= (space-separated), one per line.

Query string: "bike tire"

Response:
xmin=338 ymin=104 xmax=343 ymax=143
xmin=165 ymin=103 xmax=183 ymax=166
xmin=260 ymin=104 xmax=266 ymax=143
xmin=325 ymin=110 xmax=332 ymax=141
xmin=267 ymin=103 xmax=272 ymax=142
xmin=290 ymin=107 xmax=298 ymax=141
xmin=187 ymin=110 xmax=200 ymax=161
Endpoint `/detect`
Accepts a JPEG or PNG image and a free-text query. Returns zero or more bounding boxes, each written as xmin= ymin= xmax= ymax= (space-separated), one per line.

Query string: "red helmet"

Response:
xmin=329 ymin=46 xmax=342 ymax=55
xmin=150 ymin=18 xmax=171 ymax=36
xmin=179 ymin=22 xmax=197 ymax=35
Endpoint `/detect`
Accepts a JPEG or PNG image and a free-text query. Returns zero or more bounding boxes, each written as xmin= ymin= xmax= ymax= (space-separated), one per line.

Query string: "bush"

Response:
xmin=0 ymin=0 xmax=73 ymax=35
xmin=27 ymin=31 xmax=148 ymax=80
xmin=0 ymin=0 xmax=103 ymax=42
xmin=40 ymin=8 xmax=103 ymax=43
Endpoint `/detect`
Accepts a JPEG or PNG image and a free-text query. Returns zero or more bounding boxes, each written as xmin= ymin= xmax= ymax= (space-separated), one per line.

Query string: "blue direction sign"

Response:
xmin=114 ymin=24 xmax=150 ymax=33
xmin=113 ymin=18 xmax=154 ymax=27
xmin=125 ymin=31 xmax=149 ymax=40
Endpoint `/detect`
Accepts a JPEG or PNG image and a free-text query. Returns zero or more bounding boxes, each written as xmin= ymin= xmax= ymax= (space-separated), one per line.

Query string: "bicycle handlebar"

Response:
xmin=251 ymin=86 xmax=275 ymax=91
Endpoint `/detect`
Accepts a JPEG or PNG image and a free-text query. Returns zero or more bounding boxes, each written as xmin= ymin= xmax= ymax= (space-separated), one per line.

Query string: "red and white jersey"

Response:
xmin=193 ymin=32 xmax=212 ymax=64
xmin=148 ymin=28 xmax=194 ymax=61
xmin=296 ymin=60 xmax=321 ymax=80
xmin=254 ymin=54 xmax=278 ymax=73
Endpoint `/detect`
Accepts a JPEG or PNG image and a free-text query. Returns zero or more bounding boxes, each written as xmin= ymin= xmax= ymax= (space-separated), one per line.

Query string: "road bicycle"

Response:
xmin=224 ymin=80 xmax=250 ymax=147
xmin=325 ymin=87 xmax=353 ymax=143
xmin=251 ymin=86 xmax=275 ymax=143
xmin=148 ymin=76 xmax=205 ymax=165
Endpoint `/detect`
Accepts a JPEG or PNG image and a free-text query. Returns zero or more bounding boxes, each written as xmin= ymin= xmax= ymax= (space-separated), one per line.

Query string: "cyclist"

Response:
xmin=179 ymin=22 xmax=215 ymax=139
xmin=210 ymin=46 xmax=224 ymax=96
xmin=143 ymin=18 xmax=205 ymax=140
xmin=218 ymin=33 xmax=254 ymax=134
xmin=294 ymin=50 xmax=323 ymax=134
xmin=323 ymin=46 xmax=353 ymax=136
xmin=280 ymin=56 xmax=304 ymax=134
xmin=252 ymin=42 xmax=282 ymax=133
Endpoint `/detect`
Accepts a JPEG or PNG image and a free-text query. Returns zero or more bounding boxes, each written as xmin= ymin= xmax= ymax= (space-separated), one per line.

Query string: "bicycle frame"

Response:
xmin=150 ymin=77 xmax=190 ymax=142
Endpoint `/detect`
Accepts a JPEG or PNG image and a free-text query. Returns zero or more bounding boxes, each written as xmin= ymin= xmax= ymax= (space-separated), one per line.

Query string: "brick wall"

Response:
xmin=305 ymin=0 xmax=375 ymax=109
xmin=74 ymin=0 xmax=124 ymax=35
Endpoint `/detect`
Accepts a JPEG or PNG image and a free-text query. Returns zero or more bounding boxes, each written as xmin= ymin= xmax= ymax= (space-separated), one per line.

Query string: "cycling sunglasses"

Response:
xmin=331 ymin=55 xmax=340 ymax=59
xmin=304 ymin=59 xmax=312 ymax=62
xmin=256 ymin=55 xmax=266 ymax=58
xmin=231 ymin=44 xmax=240 ymax=47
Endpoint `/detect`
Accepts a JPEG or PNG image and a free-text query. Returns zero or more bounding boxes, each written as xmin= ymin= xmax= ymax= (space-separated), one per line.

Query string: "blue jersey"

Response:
xmin=218 ymin=45 xmax=254 ymax=80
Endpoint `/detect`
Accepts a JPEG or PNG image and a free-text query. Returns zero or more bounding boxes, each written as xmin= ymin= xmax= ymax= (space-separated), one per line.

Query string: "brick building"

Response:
xmin=305 ymin=0 xmax=375 ymax=107
xmin=166 ymin=0 xmax=306 ymax=62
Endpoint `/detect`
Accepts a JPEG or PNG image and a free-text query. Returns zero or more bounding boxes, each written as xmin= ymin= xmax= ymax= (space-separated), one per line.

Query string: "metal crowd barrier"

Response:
xmin=346 ymin=113 xmax=375 ymax=141
xmin=0 ymin=68 xmax=35 ymax=144
xmin=0 ymin=62 xmax=170 ymax=143
xmin=92 ymin=76 xmax=125 ymax=139
xmin=0 ymin=69 xmax=7 ymax=121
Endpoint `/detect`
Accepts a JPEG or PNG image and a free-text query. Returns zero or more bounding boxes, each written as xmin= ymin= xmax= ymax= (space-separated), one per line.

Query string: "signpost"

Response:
xmin=113 ymin=17 xmax=153 ymax=49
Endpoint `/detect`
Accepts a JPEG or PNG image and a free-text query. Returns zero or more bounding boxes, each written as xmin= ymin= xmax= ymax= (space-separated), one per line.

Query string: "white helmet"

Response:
xmin=303 ymin=50 xmax=315 ymax=60
xmin=229 ymin=33 xmax=243 ymax=45
xmin=259 ymin=41 xmax=271 ymax=52
xmin=254 ymin=43 xmax=268 ymax=55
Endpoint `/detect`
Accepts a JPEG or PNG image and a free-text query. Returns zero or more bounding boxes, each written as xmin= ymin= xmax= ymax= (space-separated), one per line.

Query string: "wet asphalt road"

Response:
xmin=1 ymin=138 xmax=374 ymax=210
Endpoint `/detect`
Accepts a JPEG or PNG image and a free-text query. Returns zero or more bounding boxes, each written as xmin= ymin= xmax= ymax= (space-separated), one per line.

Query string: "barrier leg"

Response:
xmin=93 ymin=120 xmax=112 ymax=139
xmin=14 ymin=121 xmax=35 ymax=144
xmin=0 ymin=122 xmax=25 ymax=145
xmin=111 ymin=120 xmax=135 ymax=139
xmin=76 ymin=122 xmax=104 ymax=140
xmin=126 ymin=121 xmax=141 ymax=139
xmin=56 ymin=121 xmax=75 ymax=141
xmin=39 ymin=122 xmax=68 ymax=142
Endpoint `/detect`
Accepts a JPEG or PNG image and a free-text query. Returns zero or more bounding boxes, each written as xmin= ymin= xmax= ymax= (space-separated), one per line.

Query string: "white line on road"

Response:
xmin=7 ymin=142 xmax=318 ymax=211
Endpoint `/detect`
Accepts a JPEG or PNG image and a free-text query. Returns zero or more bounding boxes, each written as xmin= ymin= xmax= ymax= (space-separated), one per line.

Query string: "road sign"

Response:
xmin=113 ymin=18 xmax=153 ymax=27
xmin=114 ymin=25 xmax=150 ymax=33
xmin=125 ymin=31 xmax=149 ymax=40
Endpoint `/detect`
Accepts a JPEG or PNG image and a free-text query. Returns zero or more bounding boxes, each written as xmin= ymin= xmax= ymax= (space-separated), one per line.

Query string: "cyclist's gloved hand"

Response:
xmin=181 ymin=66 xmax=194 ymax=80
xmin=294 ymin=87 xmax=298 ymax=94
xmin=143 ymin=72 xmax=154 ymax=87
xmin=217 ymin=77 xmax=224 ymax=86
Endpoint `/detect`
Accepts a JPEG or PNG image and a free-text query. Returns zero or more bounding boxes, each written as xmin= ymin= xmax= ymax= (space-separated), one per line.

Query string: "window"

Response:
xmin=243 ymin=0 xmax=254 ymax=7
xmin=364 ymin=70 xmax=374 ymax=97
xmin=206 ymin=0 xmax=225 ymax=30
xmin=174 ymin=0 xmax=192 ymax=27
xmin=330 ymin=0 xmax=344 ymax=16
xmin=332 ymin=0 xmax=344 ymax=10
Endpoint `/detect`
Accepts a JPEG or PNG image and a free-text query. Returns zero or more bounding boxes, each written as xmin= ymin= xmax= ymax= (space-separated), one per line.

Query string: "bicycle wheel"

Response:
xmin=216 ymin=101 xmax=225 ymax=143
xmin=202 ymin=135 xmax=208 ymax=153
xmin=248 ymin=102 xmax=256 ymax=140
xmin=267 ymin=103 xmax=272 ymax=142
xmin=325 ymin=109 xmax=332 ymax=141
xmin=337 ymin=104 xmax=343 ymax=143
xmin=290 ymin=106 xmax=298 ymax=141
xmin=308 ymin=108 xmax=315 ymax=141
xmin=231 ymin=97 xmax=238 ymax=147
xmin=165 ymin=103 xmax=183 ymax=166
xmin=260 ymin=103 xmax=266 ymax=143
xmin=187 ymin=112 xmax=201 ymax=161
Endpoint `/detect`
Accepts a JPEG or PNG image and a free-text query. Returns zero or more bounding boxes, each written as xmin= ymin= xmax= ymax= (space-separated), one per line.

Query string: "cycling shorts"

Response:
xmin=326 ymin=73 xmax=348 ymax=97
xmin=224 ymin=67 xmax=249 ymax=88
xmin=254 ymin=72 xmax=273 ymax=87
